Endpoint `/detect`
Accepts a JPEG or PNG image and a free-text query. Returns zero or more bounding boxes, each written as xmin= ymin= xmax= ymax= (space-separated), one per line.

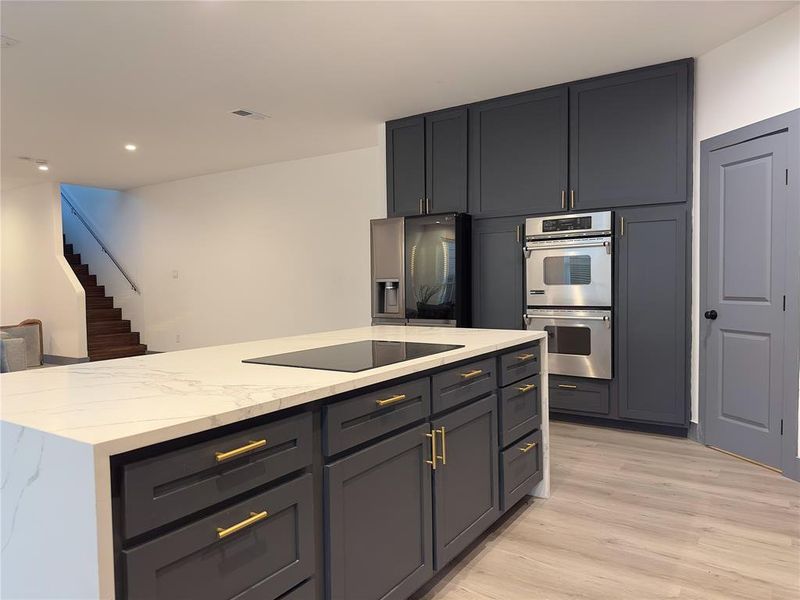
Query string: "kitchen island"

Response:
xmin=1 ymin=326 xmax=548 ymax=600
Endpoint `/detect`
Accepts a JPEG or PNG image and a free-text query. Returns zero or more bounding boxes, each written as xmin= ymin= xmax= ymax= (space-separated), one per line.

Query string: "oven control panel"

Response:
xmin=542 ymin=216 xmax=592 ymax=233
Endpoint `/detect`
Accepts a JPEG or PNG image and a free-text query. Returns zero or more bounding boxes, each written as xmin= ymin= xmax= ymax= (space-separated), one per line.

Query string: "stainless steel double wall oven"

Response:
xmin=524 ymin=211 xmax=613 ymax=379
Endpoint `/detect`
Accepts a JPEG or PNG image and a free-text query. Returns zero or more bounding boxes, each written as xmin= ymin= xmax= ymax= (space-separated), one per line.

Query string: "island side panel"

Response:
xmin=532 ymin=335 xmax=550 ymax=499
xmin=1 ymin=422 xmax=103 ymax=599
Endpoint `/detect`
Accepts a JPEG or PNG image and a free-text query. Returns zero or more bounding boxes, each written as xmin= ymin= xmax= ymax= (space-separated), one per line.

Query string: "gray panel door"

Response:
xmin=469 ymin=87 xmax=568 ymax=216
xmin=569 ymin=61 xmax=690 ymax=210
xmin=426 ymin=108 xmax=468 ymax=214
xmin=387 ymin=117 xmax=425 ymax=217
xmin=703 ymin=133 xmax=788 ymax=468
xmin=432 ymin=394 xmax=500 ymax=568
xmin=472 ymin=217 xmax=525 ymax=329
xmin=616 ymin=204 xmax=687 ymax=425
xmin=325 ymin=423 xmax=433 ymax=600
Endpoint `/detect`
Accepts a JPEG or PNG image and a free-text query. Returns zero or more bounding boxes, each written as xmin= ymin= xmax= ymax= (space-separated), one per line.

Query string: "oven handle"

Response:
xmin=525 ymin=314 xmax=609 ymax=321
xmin=525 ymin=240 xmax=611 ymax=253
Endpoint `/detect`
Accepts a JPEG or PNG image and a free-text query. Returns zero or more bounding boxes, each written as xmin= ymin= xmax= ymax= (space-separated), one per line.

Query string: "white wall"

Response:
xmin=65 ymin=146 xmax=383 ymax=352
xmin=691 ymin=6 xmax=800 ymax=427
xmin=0 ymin=182 xmax=87 ymax=358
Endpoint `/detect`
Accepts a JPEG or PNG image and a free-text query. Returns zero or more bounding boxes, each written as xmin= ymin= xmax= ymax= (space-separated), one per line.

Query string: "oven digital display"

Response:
xmin=541 ymin=216 xmax=592 ymax=233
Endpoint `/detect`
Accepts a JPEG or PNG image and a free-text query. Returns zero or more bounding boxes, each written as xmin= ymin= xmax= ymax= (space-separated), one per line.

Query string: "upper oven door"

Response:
xmin=525 ymin=237 xmax=612 ymax=307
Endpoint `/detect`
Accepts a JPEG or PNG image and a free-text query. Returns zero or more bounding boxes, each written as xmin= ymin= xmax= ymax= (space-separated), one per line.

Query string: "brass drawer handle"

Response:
xmin=216 ymin=510 xmax=268 ymax=539
xmin=460 ymin=369 xmax=483 ymax=379
xmin=519 ymin=442 xmax=538 ymax=453
xmin=437 ymin=426 xmax=446 ymax=465
xmin=426 ymin=429 xmax=437 ymax=470
xmin=516 ymin=353 xmax=536 ymax=362
xmin=557 ymin=384 xmax=577 ymax=390
xmin=517 ymin=383 xmax=537 ymax=393
xmin=376 ymin=393 xmax=407 ymax=407
xmin=215 ymin=439 xmax=267 ymax=462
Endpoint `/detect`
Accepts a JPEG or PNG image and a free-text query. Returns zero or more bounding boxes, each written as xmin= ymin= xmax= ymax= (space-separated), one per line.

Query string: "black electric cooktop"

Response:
xmin=243 ymin=340 xmax=464 ymax=373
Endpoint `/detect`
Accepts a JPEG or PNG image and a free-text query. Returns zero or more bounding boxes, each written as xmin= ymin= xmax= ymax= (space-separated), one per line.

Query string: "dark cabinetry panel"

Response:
xmin=431 ymin=356 xmax=497 ymax=413
xmin=472 ymin=216 xmax=525 ymax=329
xmin=386 ymin=117 xmax=425 ymax=217
xmin=501 ymin=429 xmax=543 ymax=511
xmin=432 ymin=395 xmax=500 ymax=567
xmin=616 ymin=204 xmax=687 ymax=425
xmin=325 ymin=423 xmax=433 ymax=600
xmin=386 ymin=109 xmax=468 ymax=217
xmin=569 ymin=62 xmax=690 ymax=209
xmin=549 ymin=376 xmax=610 ymax=415
xmin=123 ymin=474 xmax=314 ymax=600
xmin=469 ymin=87 xmax=568 ymax=216
xmin=427 ymin=108 xmax=468 ymax=214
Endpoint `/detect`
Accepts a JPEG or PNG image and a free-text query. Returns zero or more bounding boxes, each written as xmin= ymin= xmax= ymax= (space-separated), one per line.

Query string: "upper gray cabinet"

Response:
xmin=569 ymin=61 xmax=691 ymax=210
xmin=386 ymin=109 xmax=467 ymax=217
xmin=386 ymin=116 xmax=425 ymax=217
xmin=469 ymin=87 xmax=568 ymax=217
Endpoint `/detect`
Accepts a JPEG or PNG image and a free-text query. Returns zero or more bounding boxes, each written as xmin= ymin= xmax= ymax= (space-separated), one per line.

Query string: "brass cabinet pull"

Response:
xmin=516 ymin=225 xmax=521 ymax=243
xmin=426 ymin=430 xmax=437 ymax=470
xmin=376 ymin=393 xmax=407 ymax=407
xmin=460 ymin=369 xmax=483 ymax=379
xmin=517 ymin=383 xmax=536 ymax=393
xmin=561 ymin=190 xmax=566 ymax=209
xmin=620 ymin=216 xmax=625 ymax=237
xmin=419 ymin=198 xmax=424 ymax=214
xmin=570 ymin=190 xmax=575 ymax=209
xmin=557 ymin=384 xmax=577 ymax=390
xmin=215 ymin=439 xmax=267 ymax=462
xmin=216 ymin=510 xmax=268 ymax=539
xmin=519 ymin=442 xmax=538 ymax=453
xmin=437 ymin=426 xmax=446 ymax=465
xmin=516 ymin=353 xmax=536 ymax=362
xmin=426 ymin=197 xmax=430 ymax=214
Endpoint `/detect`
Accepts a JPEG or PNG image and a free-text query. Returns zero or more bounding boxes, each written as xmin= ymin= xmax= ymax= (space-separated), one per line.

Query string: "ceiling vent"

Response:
xmin=230 ymin=109 xmax=269 ymax=121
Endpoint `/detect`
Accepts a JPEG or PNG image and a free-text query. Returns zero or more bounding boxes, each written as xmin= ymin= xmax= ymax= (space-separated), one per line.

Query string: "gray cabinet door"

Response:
xmin=569 ymin=61 xmax=691 ymax=210
xmin=325 ymin=423 xmax=433 ymax=600
xmin=616 ymin=204 xmax=687 ymax=425
xmin=387 ymin=116 xmax=425 ymax=217
xmin=426 ymin=108 xmax=468 ymax=214
xmin=472 ymin=217 xmax=525 ymax=329
xmin=469 ymin=87 xmax=568 ymax=216
xmin=432 ymin=395 xmax=500 ymax=568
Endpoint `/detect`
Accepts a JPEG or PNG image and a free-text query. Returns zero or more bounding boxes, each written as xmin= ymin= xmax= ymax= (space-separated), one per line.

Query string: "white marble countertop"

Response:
xmin=1 ymin=325 xmax=545 ymax=456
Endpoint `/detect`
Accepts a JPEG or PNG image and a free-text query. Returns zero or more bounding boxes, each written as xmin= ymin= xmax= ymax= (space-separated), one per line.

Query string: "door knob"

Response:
xmin=704 ymin=310 xmax=718 ymax=320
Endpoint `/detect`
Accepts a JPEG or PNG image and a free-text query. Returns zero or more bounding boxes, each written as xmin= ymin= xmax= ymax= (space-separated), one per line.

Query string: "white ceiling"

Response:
xmin=1 ymin=1 xmax=796 ymax=191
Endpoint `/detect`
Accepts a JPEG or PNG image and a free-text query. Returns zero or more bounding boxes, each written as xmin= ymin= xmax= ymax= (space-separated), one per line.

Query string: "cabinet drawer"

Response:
xmin=549 ymin=376 xmax=610 ymax=415
xmin=278 ymin=579 xmax=314 ymax=600
xmin=124 ymin=473 xmax=315 ymax=600
xmin=498 ymin=343 xmax=540 ymax=386
xmin=122 ymin=412 xmax=312 ymax=539
xmin=501 ymin=429 xmax=543 ymax=511
xmin=432 ymin=357 xmax=497 ymax=413
xmin=324 ymin=378 xmax=430 ymax=456
xmin=499 ymin=374 xmax=541 ymax=447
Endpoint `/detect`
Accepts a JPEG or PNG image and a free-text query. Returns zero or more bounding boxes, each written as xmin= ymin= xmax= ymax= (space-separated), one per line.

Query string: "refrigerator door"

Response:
xmin=371 ymin=218 xmax=405 ymax=320
xmin=404 ymin=213 xmax=469 ymax=325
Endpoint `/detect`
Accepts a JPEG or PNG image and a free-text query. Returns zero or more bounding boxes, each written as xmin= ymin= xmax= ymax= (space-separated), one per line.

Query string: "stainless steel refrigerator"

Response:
xmin=371 ymin=213 xmax=471 ymax=327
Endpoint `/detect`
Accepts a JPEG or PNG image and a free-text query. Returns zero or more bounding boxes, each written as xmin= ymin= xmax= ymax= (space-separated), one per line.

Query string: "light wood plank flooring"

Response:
xmin=415 ymin=421 xmax=800 ymax=600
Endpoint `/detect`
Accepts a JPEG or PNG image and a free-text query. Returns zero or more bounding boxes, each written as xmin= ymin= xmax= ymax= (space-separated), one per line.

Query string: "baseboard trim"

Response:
xmin=43 ymin=354 xmax=90 ymax=365
xmin=550 ymin=411 xmax=689 ymax=438
xmin=145 ymin=350 xmax=162 ymax=355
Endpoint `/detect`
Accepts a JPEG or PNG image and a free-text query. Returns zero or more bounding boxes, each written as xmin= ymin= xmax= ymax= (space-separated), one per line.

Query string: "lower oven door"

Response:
xmin=525 ymin=309 xmax=612 ymax=379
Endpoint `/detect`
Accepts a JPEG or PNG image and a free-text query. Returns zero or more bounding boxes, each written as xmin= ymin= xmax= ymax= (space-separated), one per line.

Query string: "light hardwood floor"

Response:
xmin=416 ymin=421 xmax=800 ymax=600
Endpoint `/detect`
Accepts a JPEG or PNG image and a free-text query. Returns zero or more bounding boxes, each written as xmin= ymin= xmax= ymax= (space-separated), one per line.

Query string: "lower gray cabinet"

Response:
xmin=123 ymin=474 xmax=314 ymax=600
xmin=325 ymin=423 xmax=433 ymax=600
xmin=432 ymin=394 xmax=500 ymax=568
xmin=616 ymin=204 xmax=687 ymax=425
xmin=549 ymin=376 xmax=610 ymax=415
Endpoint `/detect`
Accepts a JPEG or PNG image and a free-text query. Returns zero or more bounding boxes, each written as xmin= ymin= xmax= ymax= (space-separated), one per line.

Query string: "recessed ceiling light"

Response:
xmin=125 ymin=144 xmax=137 ymax=151
xmin=37 ymin=164 xmax=49 ymax=171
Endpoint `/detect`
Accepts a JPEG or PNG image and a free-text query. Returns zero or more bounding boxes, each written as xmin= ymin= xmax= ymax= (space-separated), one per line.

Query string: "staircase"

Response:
xmin=63 ymin=238 xmax=147 ymax=361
